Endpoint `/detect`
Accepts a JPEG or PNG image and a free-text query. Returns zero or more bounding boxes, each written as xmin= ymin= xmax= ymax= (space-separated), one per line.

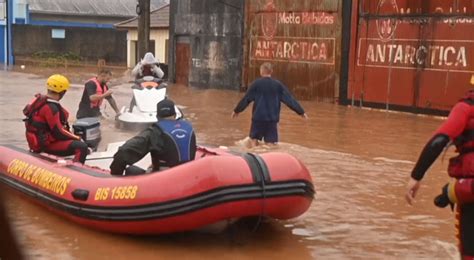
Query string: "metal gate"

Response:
xmin=348 ymin=0 xmax=474 ymax=114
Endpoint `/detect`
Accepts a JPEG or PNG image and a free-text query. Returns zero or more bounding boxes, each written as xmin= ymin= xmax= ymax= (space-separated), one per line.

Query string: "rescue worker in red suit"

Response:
xmin=23 ymin=74 xmax=88 ymax=163
xmin=406 ymin=75 xmax=474 ymax=259
xmin=76 ymin=69 xmax=120 ymax=119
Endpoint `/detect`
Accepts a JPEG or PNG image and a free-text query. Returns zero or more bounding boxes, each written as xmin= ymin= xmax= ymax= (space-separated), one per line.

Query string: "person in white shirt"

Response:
xmin=131 ymin=52 xmax=164 ymax=79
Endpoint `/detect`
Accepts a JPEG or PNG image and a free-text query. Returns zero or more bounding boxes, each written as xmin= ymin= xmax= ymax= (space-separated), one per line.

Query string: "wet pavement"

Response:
xmin=0 ymin=69 xmax=459 ymax=259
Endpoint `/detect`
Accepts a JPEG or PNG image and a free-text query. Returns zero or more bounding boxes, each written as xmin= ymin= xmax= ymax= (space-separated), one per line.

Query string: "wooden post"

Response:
xmin=137 ymin=0 xmax=150 ymax=60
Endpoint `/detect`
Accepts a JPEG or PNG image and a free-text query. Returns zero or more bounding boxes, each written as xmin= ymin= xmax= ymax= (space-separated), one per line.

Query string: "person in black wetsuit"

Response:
xmin=110 ymin=99 xmax=196 ymax=176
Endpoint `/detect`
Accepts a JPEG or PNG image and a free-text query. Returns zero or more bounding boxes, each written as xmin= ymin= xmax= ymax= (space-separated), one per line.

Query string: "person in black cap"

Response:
xmin=109 ymin=99 xmax=196 ymax=176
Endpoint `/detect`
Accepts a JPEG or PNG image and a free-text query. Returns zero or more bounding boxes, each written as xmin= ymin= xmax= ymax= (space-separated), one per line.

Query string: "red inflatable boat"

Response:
xmin=0 ymin=145 xmax=314 ymax=234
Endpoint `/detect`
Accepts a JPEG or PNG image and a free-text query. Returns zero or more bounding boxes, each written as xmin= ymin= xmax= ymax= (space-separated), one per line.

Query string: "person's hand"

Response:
xmin=301 ymin=113 xmax=309 ymax=119
xmin=231 ymin=112 xmax=238 ymax=119
xmin=115 ymin=112 xmax=122 ymax=120
xmin=103 ymin=90 xmax=114 ymax=97
xmin=146 ymin=164 xmax=154 ymax=173
xmin=405 ymin=177 xmax=421 ymax=205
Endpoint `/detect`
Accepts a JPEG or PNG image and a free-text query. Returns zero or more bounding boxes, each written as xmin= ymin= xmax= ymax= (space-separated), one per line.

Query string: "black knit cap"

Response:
xmin=157 ymin=98 xmax=176 ymax=118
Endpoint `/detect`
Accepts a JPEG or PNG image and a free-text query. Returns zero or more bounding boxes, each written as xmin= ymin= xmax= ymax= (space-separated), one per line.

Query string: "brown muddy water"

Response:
xmin=0 ymin=70 xmax=459 ymax=259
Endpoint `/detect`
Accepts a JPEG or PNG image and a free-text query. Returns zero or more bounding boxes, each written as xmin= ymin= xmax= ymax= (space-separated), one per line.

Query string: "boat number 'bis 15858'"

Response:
xmin=95 ymin=186 xmax=138 ymax=201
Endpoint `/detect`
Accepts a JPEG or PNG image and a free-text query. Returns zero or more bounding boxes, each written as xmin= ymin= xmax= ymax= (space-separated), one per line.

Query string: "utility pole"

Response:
xmin=137 ymin=0 xmax=150 ymax=60
xmin=5 ymin=0 xmax=11 ymax=66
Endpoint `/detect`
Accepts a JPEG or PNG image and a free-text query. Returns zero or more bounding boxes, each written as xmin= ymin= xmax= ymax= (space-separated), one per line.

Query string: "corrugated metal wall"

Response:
xmin=243 ymin=0 xmax=343 ymax=102
xmin=347 ymin=0 xmax=474 ymax=114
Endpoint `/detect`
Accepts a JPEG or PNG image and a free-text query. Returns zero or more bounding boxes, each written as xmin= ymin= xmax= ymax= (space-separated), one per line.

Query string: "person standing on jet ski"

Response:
xmin=23 ymin=74 xmax=88 ymax=163
xmin=76 ymin=69 xmax=120 ymax=119
xmin=109 ymin=99 xmax=196 ymax=176
xmin=131 ymin=52 xmax=164 ymax=80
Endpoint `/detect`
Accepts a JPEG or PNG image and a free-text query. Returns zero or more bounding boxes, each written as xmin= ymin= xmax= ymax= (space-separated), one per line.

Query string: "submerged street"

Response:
xmin=0 ymin=70 xmax=459 ymax=259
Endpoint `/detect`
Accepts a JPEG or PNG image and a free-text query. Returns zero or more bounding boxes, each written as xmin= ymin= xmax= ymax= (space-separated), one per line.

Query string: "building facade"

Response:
xmin=116 ymin=4 xmax=170 ymax=68
xmin=168 ymin=0 xmax=244 ymax=89
xmin=168 ymin=0 xmax=346 ymax=98
xmin=3 ymin=0 xmax=168 ymax=65
xmin=1 ymin=0 xmax=29 ymax=65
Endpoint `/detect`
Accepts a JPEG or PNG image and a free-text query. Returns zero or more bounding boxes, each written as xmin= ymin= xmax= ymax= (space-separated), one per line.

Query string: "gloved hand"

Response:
xmin=434 ymin=183 xmax=454 ymax=210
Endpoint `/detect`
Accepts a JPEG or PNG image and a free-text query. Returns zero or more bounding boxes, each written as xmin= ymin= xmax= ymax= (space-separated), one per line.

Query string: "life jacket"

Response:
xmin=88 ymin=77 xmax=108 ymax=108
xmin=448 ymin=91 xmax=474 ymax=178
xmin=23 ymin=94 xmax=51 ymax=152
xmin=23 ymin=94 xmax=71 ymax=152
xmin=156 ymin=119 xmax=194 ymax=163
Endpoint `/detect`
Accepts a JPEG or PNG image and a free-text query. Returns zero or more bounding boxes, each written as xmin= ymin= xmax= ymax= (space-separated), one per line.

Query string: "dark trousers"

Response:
xmin=44 ymin=140 xmax=88 ymax=163
xmin=458 ymin=204 xmax=474 ymax=258
xmin=109 ymin=151 xmax=147 ymax=176
xmin=249 ymin=121 xmax=278 ymax=143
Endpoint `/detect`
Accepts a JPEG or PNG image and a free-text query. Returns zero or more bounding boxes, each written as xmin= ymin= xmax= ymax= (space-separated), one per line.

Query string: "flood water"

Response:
xmin=0 ymin=70 xmax=459 ymax=259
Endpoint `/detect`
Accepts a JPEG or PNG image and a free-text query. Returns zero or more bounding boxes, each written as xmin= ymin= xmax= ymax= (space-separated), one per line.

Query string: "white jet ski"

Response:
xmin=116 ymin=76 xmax=182 ymax=130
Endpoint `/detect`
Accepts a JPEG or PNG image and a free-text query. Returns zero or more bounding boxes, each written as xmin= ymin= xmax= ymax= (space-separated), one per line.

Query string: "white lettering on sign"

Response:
xmin=365 ymin=44 xmax=466 ymax=67
xmin=358 ymin=38 xmax=473 ymax=73
xmin=379 ymin=4 xmax=474 ymax=24
xmin=192 ymin=58 xmax=239 ymax=70
xmin=277 ymin=12 xmax=335 ymax=25
xmin=250 ymin=37 xmax=335 ymax=65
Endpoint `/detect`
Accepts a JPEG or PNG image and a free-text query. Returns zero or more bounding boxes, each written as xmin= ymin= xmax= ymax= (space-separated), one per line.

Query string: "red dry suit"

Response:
xmin=411 ymin=91 xmax=474 ymax=259
xmin=23 ymin=94 xmax=88 ymax=163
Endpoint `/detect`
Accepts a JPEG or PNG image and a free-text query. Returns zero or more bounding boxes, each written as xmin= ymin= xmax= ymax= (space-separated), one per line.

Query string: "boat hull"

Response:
xmin=0 ymin=145 xmax=314 ymax=234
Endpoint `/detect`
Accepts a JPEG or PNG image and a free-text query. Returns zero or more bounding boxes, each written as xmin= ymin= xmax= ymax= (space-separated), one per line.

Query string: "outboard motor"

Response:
xmin=72 ymin=117 xmax=101 ymax=151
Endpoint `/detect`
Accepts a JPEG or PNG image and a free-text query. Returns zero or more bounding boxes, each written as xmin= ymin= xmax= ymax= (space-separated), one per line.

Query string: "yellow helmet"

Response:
xmin=471 ymin=75 xmax=474 ymax=85
xmin=46 ymin=74 xmax=70 ymax=93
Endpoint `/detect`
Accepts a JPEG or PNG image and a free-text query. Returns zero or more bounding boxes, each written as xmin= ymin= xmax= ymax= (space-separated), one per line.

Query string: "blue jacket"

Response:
xmin=234 ymin=77 xmax=305 ymax=122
